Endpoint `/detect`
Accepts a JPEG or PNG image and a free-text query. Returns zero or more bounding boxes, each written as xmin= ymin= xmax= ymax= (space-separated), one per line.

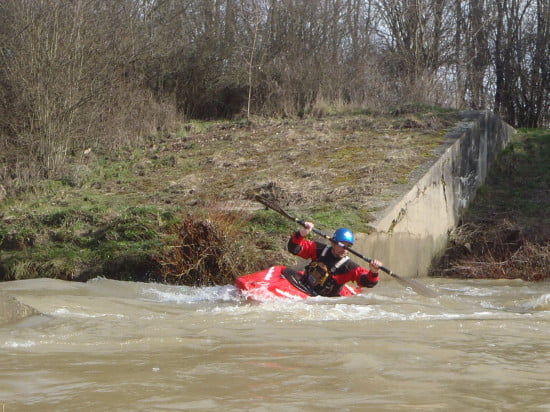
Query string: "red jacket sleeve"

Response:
xmin=333 ymin=266 xmax=379 ymax=288
xmin=287 ymin=232 xmax=319 ymax=260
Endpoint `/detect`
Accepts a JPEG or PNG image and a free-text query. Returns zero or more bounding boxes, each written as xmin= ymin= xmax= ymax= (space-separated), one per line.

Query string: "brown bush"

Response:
xmin=155 ymin=207 xmax=280 ymax=286
xmin=431 ymin=219 xmax=550 ymax=281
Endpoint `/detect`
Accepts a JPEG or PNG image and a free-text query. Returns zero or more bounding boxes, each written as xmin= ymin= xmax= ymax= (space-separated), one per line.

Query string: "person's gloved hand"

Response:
xmin=299 ymin=221 xmax=314 ymax=237
xmin=369 ymin=259 xmax=382 ymax=274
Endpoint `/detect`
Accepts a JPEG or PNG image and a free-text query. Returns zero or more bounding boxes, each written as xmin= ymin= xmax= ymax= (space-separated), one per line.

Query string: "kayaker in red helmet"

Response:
xmin=283 ymin=221 xmax=382 ymax=296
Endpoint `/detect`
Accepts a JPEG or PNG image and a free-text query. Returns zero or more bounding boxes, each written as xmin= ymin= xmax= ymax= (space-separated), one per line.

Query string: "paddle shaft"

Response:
xmin=255 ymin=195 xmax=437 ymax=297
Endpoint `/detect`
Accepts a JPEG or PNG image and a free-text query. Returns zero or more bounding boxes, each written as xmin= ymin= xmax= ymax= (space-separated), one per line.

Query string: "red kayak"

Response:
xmin=235 ymin=265 xmax=361 ymax=300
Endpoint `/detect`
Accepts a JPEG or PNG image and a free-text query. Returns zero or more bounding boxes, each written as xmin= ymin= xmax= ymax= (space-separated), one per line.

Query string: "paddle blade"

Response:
xmin=392 ymin=274 xmax=438 ymax=298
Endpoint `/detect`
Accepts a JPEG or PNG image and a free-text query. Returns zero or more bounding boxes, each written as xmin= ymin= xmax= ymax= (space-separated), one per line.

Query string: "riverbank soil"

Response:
xmin=1 ymin=110 xmax=548 ymax=283
xmin=430 ymin=129 xmax=550 ymax=281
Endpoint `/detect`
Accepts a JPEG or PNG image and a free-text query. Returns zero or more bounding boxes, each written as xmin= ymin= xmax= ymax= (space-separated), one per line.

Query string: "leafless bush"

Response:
xmin=0 ymin=0 xmax=181 ymax=192
xmin=155 ymin=207 xmax=276 ymax=286
xmin=431 ymin=219 xmax=550 ymax=281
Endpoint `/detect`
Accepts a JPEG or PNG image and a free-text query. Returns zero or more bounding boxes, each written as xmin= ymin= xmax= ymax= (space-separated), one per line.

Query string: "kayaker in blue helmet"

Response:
xmin=284 ymin=222 xmax=382 ymax=296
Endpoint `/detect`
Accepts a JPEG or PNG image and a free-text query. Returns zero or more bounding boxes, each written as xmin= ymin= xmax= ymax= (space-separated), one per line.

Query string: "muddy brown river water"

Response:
xmin=1 ymin=276 xmax=549 ymax=411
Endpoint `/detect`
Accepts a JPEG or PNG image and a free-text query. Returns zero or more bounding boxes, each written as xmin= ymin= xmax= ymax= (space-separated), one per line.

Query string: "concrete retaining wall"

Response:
xmin=356 ymin=111 xmax=515 ymax=278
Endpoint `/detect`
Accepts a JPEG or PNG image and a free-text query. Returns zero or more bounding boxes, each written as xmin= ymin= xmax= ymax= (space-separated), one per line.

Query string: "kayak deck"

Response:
xmin=235 ymin=266 xmax=361 ymax=300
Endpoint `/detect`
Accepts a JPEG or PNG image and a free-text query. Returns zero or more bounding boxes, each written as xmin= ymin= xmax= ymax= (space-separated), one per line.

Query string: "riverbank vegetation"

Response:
xmin=2 ymin=116 xmax=548 ymax=284
xmin=430 ymin=129 xmax=550 ymax=281
xmin=1 ymin=1 xmax=548 ymax=196
xmin=0 ymin=110 xmax=460 ymax=283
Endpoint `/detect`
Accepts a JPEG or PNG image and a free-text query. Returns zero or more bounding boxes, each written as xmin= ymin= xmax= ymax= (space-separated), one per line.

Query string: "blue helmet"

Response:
xmin=332 ymin=228 xmax=354 ymax=245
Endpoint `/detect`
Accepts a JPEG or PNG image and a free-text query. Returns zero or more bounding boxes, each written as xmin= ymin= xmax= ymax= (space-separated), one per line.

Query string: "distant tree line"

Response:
xmin=1 ymin=0 xmax=548 ymax=190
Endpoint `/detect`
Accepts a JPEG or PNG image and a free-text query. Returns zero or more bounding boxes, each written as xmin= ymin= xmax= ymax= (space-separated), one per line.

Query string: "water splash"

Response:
xmin=141 ymin=284 xmax=240 ymax=304
xmin=515 ymin=293 xmax=550 ymax=312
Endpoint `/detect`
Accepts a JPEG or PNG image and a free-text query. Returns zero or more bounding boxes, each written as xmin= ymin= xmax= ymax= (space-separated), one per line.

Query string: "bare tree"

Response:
xmin=496 ymin=0 xmax=550 ymax=127
xmin=0 ymin=0 xmax=178 ymax=189
xmin=374 ymin=0 xmax=454 ymax=103
xmin=2 ymin=0 xmax=549 ymax=193
xmin=465 ymin=0 xmax=490 ymax=109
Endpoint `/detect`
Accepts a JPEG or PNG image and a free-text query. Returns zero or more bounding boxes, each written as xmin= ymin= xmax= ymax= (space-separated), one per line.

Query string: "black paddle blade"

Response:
xmin=255 ymin=194 xmax=286 ymax=213
xmin=254 ymin=195 xmax=299 ymax=223
xmin=254 ymin=194 xmax=281 ymax=212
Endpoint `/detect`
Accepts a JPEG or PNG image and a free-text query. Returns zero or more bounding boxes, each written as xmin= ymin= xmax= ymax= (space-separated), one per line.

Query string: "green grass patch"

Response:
xmin=309 ymin=204 xmax=371 ymax=233
xmin=467 ymin=128 xmax=550 ymax=223
xmin=0 ymin=203 xmax=175 ymax=281
xmin=247 ymin=210 xmax=294 ymax=235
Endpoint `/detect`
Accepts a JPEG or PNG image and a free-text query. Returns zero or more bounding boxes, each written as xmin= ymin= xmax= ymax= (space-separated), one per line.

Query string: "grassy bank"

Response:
xmin=8 ymin=110 xmax=549 ymax=284
xmin=1 ymin=109 xmax=462 ymax=284
xmin=430 ymin=128 xmax=550 ymax=280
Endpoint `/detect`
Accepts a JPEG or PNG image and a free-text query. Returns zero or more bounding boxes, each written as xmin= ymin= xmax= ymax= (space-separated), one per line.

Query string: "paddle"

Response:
xmin=254 ymin=195 xmax=438 ymax=298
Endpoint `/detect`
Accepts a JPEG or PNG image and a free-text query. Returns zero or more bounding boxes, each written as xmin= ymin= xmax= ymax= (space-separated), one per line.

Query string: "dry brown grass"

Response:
xmin=432 ymin=219 xmax=549 ymax=281
xmin=155 ymin=206 xmax=285 ymax=286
